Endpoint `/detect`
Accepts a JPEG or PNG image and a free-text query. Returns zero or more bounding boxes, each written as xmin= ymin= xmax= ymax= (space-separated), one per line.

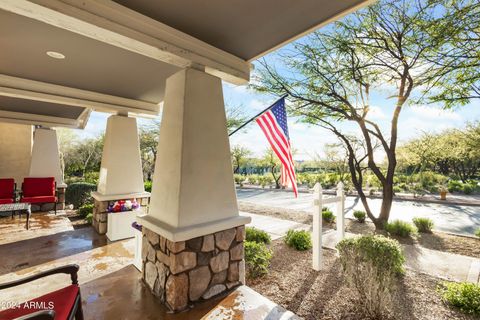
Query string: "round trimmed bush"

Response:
xmin=144 ymin=180 xmax=153 ymax=192
xmin=246 ymin=227 xmax=271 ymax=244
xmin=439 ymin=281 xmax=480 ymax=315
xmin=412 ymin=217 xmax=434 ymax=233
xmin=337 ymin=235 xmax=405 ymax=318
xmin=284 ymin=229 xmax=312 ymax=251
xmin=385 ymin=220 xmax=417 ymax=237
xmin=244 ymin=241 xmax=272 ymax=279
xmin=65 ymin=182 xmax=96 ymax=208
xmin=462 ymin=184 xmax=474 ymax=195
xmin=353 ymin=210 xmax=366 ymax=223
xmin=322 ymin=207 xmax=335 ymax=223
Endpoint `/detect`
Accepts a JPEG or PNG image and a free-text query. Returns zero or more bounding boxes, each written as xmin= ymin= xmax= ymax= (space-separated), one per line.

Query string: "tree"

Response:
xmin=231 ymin=145 xmax=252 ymax=173
xmin=139 ymin=121 xmax=160 ymax=180
xmin=423 ymin=1 xmax=480 ymax=108
xmin=261 ymin=148 xmax=281 ymax=189
xmin=226 ymin=103 xmax=248 ymax=131
xmin=252 ymin=0 xmax=467 ymax=229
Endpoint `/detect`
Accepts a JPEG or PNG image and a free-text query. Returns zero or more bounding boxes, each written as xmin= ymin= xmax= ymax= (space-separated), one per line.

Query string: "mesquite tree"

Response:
xmin=252 ymin=0 xmax=470 ymax=229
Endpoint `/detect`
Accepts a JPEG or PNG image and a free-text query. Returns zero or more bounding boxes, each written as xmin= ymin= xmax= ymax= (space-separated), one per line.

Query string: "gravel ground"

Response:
xmin=247 ymin=240 xmax=478 ymax=320
xmin=239 ymin=201 xmax=480 ymax=259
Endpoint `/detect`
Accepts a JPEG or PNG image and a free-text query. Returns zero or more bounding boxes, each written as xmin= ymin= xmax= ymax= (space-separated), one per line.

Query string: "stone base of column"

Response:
xmin=30 ymin=187 xmax=66 ymax=212
xmin=141 ymin=225 xmax=246 ymax=312
xmin=93 ymin=197 xmax=149 ymax=235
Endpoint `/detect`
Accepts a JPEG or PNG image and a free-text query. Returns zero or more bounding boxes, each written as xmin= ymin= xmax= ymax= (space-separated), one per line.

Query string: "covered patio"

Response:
xmin=0 ymin=0 xmax=373 ymax=319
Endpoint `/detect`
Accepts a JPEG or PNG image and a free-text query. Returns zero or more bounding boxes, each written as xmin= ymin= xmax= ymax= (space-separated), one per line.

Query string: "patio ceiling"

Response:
xmin=0 ymin=0 xmax=374 ymax=129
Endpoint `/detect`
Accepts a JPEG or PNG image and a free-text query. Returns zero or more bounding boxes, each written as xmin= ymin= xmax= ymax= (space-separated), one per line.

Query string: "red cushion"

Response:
xmin=21 ymin=196 xmax=57 ymax=204
xmin=23 ymin=178 xmax=55 ymax=197
xmin=0 ymin=178 xmax=15 ymax=199
xmin=0 ymin=198 xmax=14 ymax=204
xmin=0 ymin=284 xmax=79 ymax=320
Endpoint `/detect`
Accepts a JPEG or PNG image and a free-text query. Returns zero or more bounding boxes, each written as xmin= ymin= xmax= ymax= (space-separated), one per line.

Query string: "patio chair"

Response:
xmin=0 ymin=178 xmax=16 ymax=204
xmin=0 ymin=264 xmax=84 ymax=320
xmin=20 ymin=178 xmax=58 ymax=214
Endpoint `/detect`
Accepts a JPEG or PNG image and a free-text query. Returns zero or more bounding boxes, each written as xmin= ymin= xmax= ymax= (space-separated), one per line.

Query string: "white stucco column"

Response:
xmin=92 ymin=115 xmax=149 ymax=201
xmin=29 ymin=127 xmax=65 ymax=187
xmin=137 ymin=68 xmax=250 ymax=241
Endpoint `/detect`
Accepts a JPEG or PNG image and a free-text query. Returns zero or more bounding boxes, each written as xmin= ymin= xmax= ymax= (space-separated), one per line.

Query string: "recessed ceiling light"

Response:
xmin=46 ymin=51 xmax=65 ymax=59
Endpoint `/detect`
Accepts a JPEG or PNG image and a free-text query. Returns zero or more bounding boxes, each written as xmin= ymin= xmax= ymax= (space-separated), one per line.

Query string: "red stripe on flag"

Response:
xmin=256 ymin=112 xmax=297 ymax=196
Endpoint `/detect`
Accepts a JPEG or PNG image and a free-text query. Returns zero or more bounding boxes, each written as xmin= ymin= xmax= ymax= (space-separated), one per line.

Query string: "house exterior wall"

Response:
xmin=0 ymin=123 xmax=33 ymax=184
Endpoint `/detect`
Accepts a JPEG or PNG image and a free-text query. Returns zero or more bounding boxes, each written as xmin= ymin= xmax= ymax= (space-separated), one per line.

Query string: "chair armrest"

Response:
xmin=0 ymin=264 xmax=79 ymax=290
xmin=14 ymin=310 xmax=55 ymax=320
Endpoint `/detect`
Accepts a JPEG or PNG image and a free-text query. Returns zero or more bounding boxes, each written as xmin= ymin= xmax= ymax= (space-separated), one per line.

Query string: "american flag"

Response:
xmin=256 ymin=98 xmax=298 ymax=197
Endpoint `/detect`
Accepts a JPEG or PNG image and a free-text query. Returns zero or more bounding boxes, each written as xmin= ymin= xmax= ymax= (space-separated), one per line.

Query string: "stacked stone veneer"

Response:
xmin=31 ymin=187 xmax=66 ymax=212
xmin=92 ymin=197 xmax=149 ymax=234
xmin=142 ymin=225 xmax=246 ymax=312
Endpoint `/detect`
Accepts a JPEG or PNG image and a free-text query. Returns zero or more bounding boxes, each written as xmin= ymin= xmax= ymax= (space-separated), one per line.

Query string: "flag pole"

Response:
xmin=228 ymin=94 xmax=288 ymax=136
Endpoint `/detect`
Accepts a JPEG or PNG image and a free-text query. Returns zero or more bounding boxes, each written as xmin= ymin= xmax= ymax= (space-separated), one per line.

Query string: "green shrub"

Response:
xmin=144 ymin=180 xmax=153 ymax=192
xmin=234 ymin=174 xmax=245 ymax=186
xmin=385 ymin=220 xmax=417 ymax=237
xmin=86 ymin=213 xmax=93 ymax=224
xmin=83 ymin=171 xmax=99 ymax=184
xmin=392 ymin=186 xmax=402 ymax=193
xmin=353 ymin=210 xmax=366 ymax=223
xmin=246 ymin=227 xmax=271 ymax=244
xmin=448 ymin=180 xmax=463 ymax=193
xmin=462 ymin=184 xmax=474 ymax=195
xmin=439 ymin=281 xmax=480 ymax=315
xmin=78 ymin=204 xmax=94 ymax=218
xmin=475 ymin=228 xmax=480 ymax=238
xmin=65 ymin=182 xmax=96 ymax=208
xmin=284 ymin=229 xmax=312 ymax=251
xmin=412 ymin=217 xmax=434 ymax=233
xmin=337 ymin=235 xmax=405 ymax=318
xmin=322 ymin=207 xmax=335 ymax=223
xmin=244 ymin=241 xmax=272 ymax=278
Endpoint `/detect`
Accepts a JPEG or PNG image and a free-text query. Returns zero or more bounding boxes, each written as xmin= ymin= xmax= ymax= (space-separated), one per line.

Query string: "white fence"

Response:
xmin=312 ymin=182 xmax=345 ymax=271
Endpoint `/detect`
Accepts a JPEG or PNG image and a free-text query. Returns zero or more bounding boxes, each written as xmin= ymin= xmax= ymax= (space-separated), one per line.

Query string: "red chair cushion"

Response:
xmin=0 ymin=198 xmax=14 ymax=204
xmin=21 ymin=196 xmax=57 ymax=204
xmin=23 ymin=177 xmax=55 ymax=197
xmin=0 ymin=285 xmax=79 ymax=320
xmin=0 ymin=178 xmax=14 ymax=199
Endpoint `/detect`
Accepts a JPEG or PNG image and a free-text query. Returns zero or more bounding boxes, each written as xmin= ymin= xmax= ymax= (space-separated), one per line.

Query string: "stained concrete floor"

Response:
xmin=0 ymin=212 xmax=299 ymax=319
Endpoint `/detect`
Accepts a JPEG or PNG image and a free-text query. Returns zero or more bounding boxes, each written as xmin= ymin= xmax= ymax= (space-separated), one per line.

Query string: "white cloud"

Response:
xmin=409 ymin=105 xmax=462 ymax=121
xmin=366 ymin=105 xmax=387 ymax=120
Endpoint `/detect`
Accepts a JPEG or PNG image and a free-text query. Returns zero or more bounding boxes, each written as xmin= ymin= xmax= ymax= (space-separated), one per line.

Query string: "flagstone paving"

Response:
xmin=242 ymin=212 xmax=480 ymax=284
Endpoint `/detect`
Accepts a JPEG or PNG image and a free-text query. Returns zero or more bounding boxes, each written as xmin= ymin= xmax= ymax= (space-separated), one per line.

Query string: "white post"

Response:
xmin=336 ymin=182 xmax=345 ymax=241
xmin=313 ymin=183 xmax=323 ymax=271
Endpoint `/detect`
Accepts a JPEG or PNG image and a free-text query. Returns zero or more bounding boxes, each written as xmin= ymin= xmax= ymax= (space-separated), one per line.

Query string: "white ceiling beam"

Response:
xmin=0 ymin=74 xmax=160 ymax=116
xmin=0 ymin=110 xmax=80 ymax=128
xmin=0 ymin=0 xmax=251 ymax=85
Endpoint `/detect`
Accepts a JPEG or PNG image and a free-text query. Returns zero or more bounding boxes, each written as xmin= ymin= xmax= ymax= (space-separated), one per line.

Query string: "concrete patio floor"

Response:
xmin=0 ymin=212 xmax=299 ymax=319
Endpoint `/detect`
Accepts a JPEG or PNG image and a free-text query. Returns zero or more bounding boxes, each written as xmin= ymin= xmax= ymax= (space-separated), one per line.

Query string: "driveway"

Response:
xmin=236 ymin=188 xmax=480 ymax=236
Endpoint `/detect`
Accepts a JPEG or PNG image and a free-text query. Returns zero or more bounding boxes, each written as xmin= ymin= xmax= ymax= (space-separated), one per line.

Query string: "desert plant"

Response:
xmin=246 ymin=227 xmax=271 ymax=244
xmin=284 ymin=229 xmax=312 ymax=251
xmin=86 ymin=213 xmax=93 ymax=224
xmin=462 ymin=184 xmax=474 ymax=195
xmin=144 ymin=180 xmax=153 ymax=192
xmin=322 ymin=207 xmax=335 ymax=223
xmin=65 ymin=182 xmax=96 ymax=208
xmin=78 ymin=203 xmax=94 ymax=218
xmin=353 ymin=210 xmax=366 ymax=223
xmin=337 ymin=235 xmax=405 ymax=318
xmin=384 ymin=220 xmax=417 ymax=237
xmin=244 ymin=241 xmax=273 ymax=278
xmin=412 ymin=217 xmax=434 ymax=233
xmin=438 ymin=281 xmax=480 ymax=315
